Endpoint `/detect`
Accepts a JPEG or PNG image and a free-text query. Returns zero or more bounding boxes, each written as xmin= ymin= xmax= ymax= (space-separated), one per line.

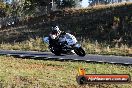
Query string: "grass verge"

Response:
xmin=0 ymin=55 xmax=132 ymax=88
xmin=82 ymin=40 xmax=132 ymax=56
xmin=0 ymin=37 xmax=49 ymax=51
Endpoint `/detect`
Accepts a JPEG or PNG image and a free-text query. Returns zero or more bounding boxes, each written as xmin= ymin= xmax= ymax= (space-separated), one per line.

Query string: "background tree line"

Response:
xmin=0 ymin=0 xmax=131 ymax=18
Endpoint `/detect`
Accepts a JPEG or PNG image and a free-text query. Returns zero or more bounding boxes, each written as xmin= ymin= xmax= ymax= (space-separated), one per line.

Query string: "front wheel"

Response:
xmin=74 ymin=47 xmax=86 ymax=56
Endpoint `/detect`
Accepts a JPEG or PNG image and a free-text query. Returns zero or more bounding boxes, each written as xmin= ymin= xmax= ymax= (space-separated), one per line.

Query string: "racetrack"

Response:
xmin=0 ymin=50 xmax=132 ymax=65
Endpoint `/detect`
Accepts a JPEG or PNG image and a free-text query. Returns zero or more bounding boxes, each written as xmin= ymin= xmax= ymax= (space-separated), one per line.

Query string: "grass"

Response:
xmin=0 ymin=55 xmax=132 ymax=88
xmin=82 ymin=40 xmax=132 ymax=56
xmin=0 ymin=37 xmax=49 ymax=51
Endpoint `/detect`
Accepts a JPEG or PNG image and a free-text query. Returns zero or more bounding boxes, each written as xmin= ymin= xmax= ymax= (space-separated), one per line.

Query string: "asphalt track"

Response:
xmin=0 ymin=50 xmax=132 ymax=65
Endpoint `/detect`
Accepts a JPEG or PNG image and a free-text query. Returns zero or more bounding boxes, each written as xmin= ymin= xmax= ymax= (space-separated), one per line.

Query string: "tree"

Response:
xmin=1 ymin=0 xmax=82 ymax=18
xmin=22 ymin=0 xmax=52 ymax=15
xmin=56 ymin=0 xmax=81 ymax=9
xmin=0 ymin=1 xmax=6 ymax=17
xmin=6 ymin=0 xmax=50 ymax=17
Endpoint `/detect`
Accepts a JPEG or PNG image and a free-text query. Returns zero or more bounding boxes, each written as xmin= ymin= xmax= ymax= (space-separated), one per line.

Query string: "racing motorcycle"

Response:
xmin=43 ymin=33 xmax=85 ymax=56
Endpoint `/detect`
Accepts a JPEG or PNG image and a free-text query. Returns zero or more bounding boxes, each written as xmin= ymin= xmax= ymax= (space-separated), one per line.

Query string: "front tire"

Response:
xmin=74 ymin=47 xmax=86 ymax=56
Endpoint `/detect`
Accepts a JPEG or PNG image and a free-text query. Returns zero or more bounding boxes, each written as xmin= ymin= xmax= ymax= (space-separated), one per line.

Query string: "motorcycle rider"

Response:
xmin=49 ymin=26 xmax=75 ymax=54
xmin=49 ymin=26 xmax=65 ymax=47
xmin=49 ymin=26 xmax=61 ymax=40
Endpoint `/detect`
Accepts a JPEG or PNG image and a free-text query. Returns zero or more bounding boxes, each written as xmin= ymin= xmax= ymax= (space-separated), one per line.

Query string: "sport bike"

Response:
xmin=43 ymin=33 xmax=85 ymax=56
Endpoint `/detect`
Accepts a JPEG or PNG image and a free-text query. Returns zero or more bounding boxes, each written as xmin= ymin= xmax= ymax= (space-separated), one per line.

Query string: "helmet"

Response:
xmin=51 ymin=26 xmax=61 ymax=35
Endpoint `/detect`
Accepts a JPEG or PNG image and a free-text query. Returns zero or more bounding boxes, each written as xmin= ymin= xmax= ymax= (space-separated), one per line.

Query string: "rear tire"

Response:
xmin=74 ymin=47 xmax=85 ymax=56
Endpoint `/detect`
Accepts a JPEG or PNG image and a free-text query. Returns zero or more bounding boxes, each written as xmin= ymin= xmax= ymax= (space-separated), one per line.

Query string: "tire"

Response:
xmin=74 ymin=47 xmax=86 ymax=56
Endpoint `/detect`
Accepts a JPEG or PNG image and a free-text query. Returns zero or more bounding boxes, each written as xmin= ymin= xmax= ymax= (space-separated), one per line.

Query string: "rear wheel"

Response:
xmin=74 ymin=47 xmax=85 ymax=56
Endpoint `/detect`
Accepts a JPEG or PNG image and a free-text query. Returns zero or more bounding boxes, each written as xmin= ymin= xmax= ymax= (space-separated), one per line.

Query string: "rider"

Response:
xmin=49 ymin=25 xmax=75 ymax=54
xmin=49 ymin=26 xmax=62 ymax=40
xmin=49 ymin=26 xmax=75 ymax=54
xmin=49 ymin=26 xmax=65 ymax=47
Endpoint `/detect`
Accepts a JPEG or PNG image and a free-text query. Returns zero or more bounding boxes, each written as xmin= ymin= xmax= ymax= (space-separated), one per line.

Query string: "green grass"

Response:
xmin=0 ymin=55 xmax=132 ymax=88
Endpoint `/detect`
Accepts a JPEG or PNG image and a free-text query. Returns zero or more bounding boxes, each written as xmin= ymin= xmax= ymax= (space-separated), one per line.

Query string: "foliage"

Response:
xmin=0 ymin=55 xmax=132 ymax=88
xmin=0 ymin=2 xmax=6 ymax=17
xmin=1 ymin=0 xmax=82 ymax=18
xmin=0 ymin=37 xmax=49 ymax=51
xmin=0 ymin=1 xmax=6 ymax=8
xmin=56 ymin=0 xmax=76 ymax=8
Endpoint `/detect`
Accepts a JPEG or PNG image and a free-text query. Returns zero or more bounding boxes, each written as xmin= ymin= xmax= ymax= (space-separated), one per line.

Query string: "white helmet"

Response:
xmin=51 ymin=26 xmax=61 ymax=35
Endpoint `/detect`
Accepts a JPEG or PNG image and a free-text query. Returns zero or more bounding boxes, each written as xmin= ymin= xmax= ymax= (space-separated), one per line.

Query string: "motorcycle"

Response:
xmin=43 ymin=33 xmax=86 ymax=56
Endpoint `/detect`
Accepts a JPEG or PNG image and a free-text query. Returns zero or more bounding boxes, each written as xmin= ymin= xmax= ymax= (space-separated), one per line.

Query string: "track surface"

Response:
xmin=0 ymin=50 xmax=132 ymax=65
